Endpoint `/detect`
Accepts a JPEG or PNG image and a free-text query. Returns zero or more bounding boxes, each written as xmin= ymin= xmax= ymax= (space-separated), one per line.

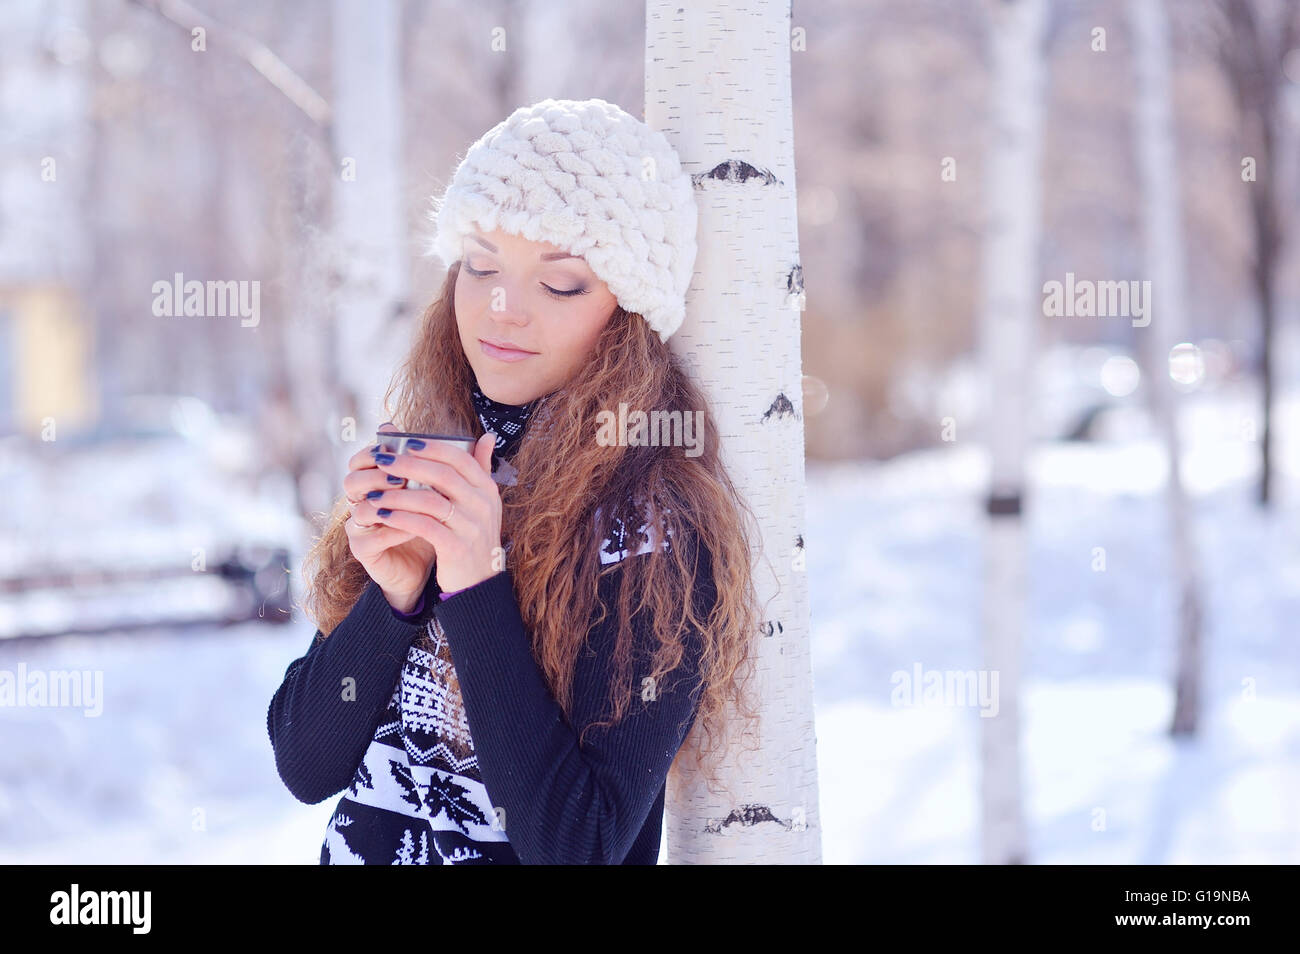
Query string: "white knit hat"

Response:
xmin=427 ymin=98 xmax=698 ymax=344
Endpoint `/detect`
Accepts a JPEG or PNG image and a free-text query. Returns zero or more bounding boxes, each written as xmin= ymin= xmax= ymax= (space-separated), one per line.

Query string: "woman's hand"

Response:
xmin=343 ymin=424 xmax=437 ymax=610
xmin=369 ymin=432 xmax=502 ymax=594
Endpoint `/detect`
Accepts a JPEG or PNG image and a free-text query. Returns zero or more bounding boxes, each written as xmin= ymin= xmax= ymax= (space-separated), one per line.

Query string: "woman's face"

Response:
xmin=454 ymin=227 xmax=618 ymax=405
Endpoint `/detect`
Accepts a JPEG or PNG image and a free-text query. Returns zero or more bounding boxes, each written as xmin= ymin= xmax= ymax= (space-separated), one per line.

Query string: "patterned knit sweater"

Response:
xmin=266 ymin=415 xmax=713 ymax=864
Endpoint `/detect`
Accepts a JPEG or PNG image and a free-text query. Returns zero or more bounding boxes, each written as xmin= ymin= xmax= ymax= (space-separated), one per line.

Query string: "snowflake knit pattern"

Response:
xmin=320 ymin=617 xmax=513 ymax=864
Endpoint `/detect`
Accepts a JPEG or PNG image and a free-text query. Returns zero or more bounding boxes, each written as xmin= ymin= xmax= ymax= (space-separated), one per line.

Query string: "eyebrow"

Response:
xmin=468 ymin=234 xmax=580 ymax=261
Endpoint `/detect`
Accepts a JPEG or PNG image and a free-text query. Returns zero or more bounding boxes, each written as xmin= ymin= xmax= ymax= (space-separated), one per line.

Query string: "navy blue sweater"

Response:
xmin=266 ymin=525 xmax=712 ymax=865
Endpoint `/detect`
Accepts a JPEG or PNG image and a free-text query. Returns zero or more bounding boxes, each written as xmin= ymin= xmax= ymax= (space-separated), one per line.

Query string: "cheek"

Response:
xmin=564 ymin=301 xmax=614 ymax=356
xmin=454 ymin=278 xmax=481 ymax=325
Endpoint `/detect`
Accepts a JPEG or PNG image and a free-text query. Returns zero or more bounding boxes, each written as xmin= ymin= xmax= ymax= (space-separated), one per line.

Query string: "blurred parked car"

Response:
xmin=0 ymin=394 xmax=307 ymax=638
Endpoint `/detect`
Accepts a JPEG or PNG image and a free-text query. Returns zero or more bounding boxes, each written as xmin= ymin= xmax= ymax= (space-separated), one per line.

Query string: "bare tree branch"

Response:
xmin=128 ymin=0 xmax=333 ymax=135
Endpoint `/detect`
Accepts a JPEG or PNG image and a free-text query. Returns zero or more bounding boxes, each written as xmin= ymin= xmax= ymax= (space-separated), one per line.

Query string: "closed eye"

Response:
xmin=463 ymin=264 xmax=589 ymax=300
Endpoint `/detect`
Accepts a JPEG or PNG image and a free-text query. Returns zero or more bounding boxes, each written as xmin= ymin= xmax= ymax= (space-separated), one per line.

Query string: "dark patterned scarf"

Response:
xmin=471 ymin=377 xmax=539 ymax=466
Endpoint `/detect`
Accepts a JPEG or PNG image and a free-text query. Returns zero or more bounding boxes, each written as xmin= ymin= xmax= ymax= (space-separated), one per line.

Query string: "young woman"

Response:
xmin=267 ymin=98 xmax=762 ymax=864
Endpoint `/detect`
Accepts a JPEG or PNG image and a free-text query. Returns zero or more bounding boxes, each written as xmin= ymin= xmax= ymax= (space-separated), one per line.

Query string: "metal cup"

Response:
xmin=375 ymin=430 xmax=477 ymax=491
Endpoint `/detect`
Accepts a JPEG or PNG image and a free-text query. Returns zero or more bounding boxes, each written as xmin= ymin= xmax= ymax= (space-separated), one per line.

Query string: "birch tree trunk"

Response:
xmin=1208 ymin=0 xmax=1299 ymax=508
xmin=1129 ymin=0 xmax=1205 ymax=736
xmin=977 ymin=0 xmax=1046 ymax=866
xmin=330 ymin=0 xmax=408 ymax=449
xmin=648 ymin=0 xmax=822 ymax=863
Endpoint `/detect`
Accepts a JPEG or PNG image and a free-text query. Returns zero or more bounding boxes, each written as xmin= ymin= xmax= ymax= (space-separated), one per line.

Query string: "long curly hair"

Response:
xmin=298 ymin=260 xmax=766 ymax=798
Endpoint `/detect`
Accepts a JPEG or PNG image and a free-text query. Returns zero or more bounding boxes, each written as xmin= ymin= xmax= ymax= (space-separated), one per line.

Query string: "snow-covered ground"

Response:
xmin=812 ymin=385 xmax=1300 ymax=864
xmin=1 ymin=385 xmax=1297 ymax=863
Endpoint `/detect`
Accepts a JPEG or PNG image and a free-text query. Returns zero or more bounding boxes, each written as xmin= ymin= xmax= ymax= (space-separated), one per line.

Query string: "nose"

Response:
xmin=485 ymin=275 xmax=532 ymax=326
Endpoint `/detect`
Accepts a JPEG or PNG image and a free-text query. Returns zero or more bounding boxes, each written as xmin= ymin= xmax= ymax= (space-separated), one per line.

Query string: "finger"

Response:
xmin=348 ymin=498 xmax=382 ymax=528
xmin=473 ymin=432 xmax=495 ymax=475
xmin=374 ymin=457 xmax=476 ymax=517
xmin=343 ymin=466 xmax=408 ymax=504
xmin=405 ymin=435 xmax=496 ymax=488
xmin=346 ymin=511 xmax=414 ymax=545
xmin=346 ymin=422 xmax=404 ymax=472
xmin=347 ymin=521 xmax=416 ymax=560
xmin=356 ymin=486 xmax=456 ymax=523
xmin=380 ymin=438 xmax=496 ymax=496
xmin=347 ymin=441 xmax=384 ymax=473
xmin=370 ymin=505 xmax=454 ymax=551
xmin=353 ymin=495 xmax=454 ymax=535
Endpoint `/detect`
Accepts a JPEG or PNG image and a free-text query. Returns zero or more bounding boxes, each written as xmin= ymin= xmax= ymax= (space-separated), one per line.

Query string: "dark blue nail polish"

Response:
xmin=371 ymin=443 xmax=380 ymax=453
xmin=405 ymin=439 xmax=426 ymax=450
xmin=387 ymin=475 xmax=404 ymax=484
xmin=366 ymin=490 xmax=384 ymax=500
xmin=376 ymin=508 xmax=392 ymax=517
xmin=374 ymin=452 xmax=395 ymax=465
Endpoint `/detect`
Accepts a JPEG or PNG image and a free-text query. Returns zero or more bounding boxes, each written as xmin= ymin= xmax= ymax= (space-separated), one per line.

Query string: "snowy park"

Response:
xmin=3 ymin=0 xmax=1299 ymax=869
xmin=1 ymin=375 xmax=1296 ymax=863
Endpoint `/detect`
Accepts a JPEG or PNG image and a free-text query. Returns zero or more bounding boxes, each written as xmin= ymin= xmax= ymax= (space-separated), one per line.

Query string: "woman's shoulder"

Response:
xmin=590 ymin=497 xmax=715 ymax=611
xmin=592 ymin=496 xmax=684 ymax=566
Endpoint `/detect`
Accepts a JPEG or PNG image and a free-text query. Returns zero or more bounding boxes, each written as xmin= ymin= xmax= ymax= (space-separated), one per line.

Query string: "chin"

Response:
xmin=474 ymin=368 xmax=538 ymax=406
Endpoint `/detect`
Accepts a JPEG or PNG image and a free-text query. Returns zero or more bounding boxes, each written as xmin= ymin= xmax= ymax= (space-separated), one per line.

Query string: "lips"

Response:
xmin=480 ymin=337 xmax=536 ymax=354
xmin=480 ymin=339 xmax=537 ymax=362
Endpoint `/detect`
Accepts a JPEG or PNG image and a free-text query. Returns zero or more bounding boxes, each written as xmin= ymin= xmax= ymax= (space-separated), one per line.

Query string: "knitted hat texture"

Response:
xmin=428 ymin=97 xmax=698 ymax=343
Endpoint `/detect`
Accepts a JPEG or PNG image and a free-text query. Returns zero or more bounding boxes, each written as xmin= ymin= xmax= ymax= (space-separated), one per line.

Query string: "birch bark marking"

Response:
xmin=647 ymin=0 xmax=822 ymax=864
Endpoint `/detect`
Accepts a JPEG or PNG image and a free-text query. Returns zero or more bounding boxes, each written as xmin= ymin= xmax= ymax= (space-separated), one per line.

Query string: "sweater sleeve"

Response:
xmin=266 ymin=568 xmax=442 ymax=804
xmin=431 ymin=537 xmax=713 ymax=865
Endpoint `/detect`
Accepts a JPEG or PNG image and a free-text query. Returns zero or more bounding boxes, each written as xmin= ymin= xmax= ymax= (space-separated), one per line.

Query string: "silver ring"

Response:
xmin=441 ymin=500 xmax=455 ymax=524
